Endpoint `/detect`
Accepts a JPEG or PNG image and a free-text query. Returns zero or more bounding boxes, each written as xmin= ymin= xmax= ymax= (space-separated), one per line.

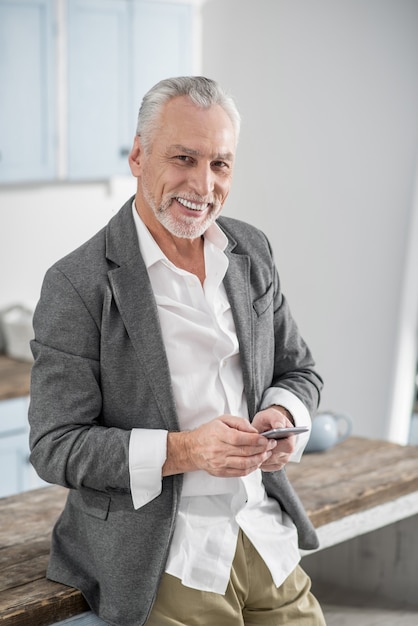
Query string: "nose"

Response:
xmin=190 ymin=162 xmax=215 ymax=197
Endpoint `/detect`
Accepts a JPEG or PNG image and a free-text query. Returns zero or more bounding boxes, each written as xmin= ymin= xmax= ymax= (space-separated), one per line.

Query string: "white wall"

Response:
xmin=0 ymin=177 xmax=135 ymax=309
xmin=201 ymin=0 xmax=418 ymax=441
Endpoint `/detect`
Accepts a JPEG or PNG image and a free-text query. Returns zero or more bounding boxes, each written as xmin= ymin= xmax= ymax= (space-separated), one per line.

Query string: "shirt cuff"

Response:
xmin=129 ymin=429 xmax=168 ymax=509
xmin=260 ymin=387 xmax=311 ymax=462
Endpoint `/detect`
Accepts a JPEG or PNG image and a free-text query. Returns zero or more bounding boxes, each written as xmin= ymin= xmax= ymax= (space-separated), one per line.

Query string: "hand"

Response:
xmin=251 ymin=406 xmax=296 ymax=472
xmin=164 ymin=415 xmax=277 ymax=478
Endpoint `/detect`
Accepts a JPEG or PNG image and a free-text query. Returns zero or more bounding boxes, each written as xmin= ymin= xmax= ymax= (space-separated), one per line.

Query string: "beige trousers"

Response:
xmin=145 ymin=530 xmax=326 ymax=626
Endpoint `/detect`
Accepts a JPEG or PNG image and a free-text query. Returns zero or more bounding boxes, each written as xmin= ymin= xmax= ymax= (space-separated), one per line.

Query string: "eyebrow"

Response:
xmin=170 ymin=144 xmax=234 ymax=161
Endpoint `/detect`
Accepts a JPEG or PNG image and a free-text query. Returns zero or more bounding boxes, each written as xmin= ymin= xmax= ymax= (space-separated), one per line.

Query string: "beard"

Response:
xmin=142 ymin=180 xmax=223 ymax=240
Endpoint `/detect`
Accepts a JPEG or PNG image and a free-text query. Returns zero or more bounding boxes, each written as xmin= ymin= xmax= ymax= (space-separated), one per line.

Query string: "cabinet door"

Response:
xmin=0 ymin=0 xmax=55 ymax=183
xmin=67 ymin=0 xmax=131 ymax=180
xmin=67 ymin=0 xmax=194 ymax=180
xmin=0 ymin=432 xmax=30 ymax=498
xmin=0 ymin=397 xmax=47 ymax=497
xmin=0 ymin=397 xmax=27 ymax=497
xmin=130 ymin=1 xmax=193 ymax=126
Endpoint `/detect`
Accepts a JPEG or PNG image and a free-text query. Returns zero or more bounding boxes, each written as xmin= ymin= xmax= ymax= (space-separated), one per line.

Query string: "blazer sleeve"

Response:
xmin=28 ymin=265 xmax=131 ymax=494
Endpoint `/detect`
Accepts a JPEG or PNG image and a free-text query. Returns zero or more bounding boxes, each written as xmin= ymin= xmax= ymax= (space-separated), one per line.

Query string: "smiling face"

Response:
xmin=130 ymin=96 xmax=236 ymax=241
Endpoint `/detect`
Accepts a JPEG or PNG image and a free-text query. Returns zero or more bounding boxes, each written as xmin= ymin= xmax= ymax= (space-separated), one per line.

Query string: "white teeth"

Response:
xmin=176 ymin=197 xmax=208 ymax=211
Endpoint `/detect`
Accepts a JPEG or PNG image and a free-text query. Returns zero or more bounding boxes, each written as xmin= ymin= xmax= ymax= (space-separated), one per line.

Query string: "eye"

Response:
xmin=175 ymin=155 xmax=194 ymax=164
xmin=212 ymin=160 xmax=230 ymax=170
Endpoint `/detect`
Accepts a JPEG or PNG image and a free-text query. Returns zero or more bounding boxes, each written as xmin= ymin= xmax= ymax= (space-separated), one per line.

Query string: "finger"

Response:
xmin=275 ymin=436 xmax=296 ymax=454
xmin=221 ymin=427 xmax=274 ymax=451
xmin=210 ymin=450 xmax=274 ymax=477
xmin=260 ymin=450 xmax=292 ymax=472
xmin=221 ymin=415 xmax=259 ymax=434
xmin=260 ymin=462 xmax=286 ymax=472
xmin=227 ymin=448 xmax=274 ymax=470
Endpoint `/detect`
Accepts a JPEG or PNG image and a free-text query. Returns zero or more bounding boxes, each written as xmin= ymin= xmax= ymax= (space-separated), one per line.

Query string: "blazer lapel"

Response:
xmin=105 ymin=201 xmax=179 ymax=432
xmin=223 ymin=246 xmax=256 ymax=420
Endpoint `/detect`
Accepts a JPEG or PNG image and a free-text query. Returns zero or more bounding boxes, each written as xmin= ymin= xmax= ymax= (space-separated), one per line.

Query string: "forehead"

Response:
xmin=154 ymin=96 xmax=236 ymax=158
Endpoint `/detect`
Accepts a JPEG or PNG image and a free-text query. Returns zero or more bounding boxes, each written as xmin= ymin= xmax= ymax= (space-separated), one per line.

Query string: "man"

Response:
xmin=29 ymin=76 xmax=325 ymax=626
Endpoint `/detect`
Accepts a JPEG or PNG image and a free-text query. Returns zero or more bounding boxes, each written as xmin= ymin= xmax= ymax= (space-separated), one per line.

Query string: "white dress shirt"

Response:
xmin=129 ymin=204 xmax=311 ymax=594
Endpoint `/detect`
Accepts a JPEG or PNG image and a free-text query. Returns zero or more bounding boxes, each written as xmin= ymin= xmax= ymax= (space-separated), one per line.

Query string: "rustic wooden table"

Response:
xmin=286 ymin=435 xmax=418 ymax=527
xmin=0 ymin=487 xmax=87 ymax=625
xmin=1 ymin=436 xmax=418 ymax=624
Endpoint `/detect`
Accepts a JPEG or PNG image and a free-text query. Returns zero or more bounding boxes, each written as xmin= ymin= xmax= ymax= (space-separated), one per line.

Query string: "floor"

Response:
xmin=323 ymin=603 xmax=418 ymax=625
xmin=317 ymin=586 xmax=418 ymax=626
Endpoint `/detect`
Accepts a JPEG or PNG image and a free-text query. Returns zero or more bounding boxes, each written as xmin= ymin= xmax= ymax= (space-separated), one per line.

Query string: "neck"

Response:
xmin=160 ymin=234 xmax=206 ymax=286
xmin=135 ymin=199 xmax=206 ymax=285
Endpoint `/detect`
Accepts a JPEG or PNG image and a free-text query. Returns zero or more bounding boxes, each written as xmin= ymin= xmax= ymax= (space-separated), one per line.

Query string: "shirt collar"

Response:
xmin=131 ymin=200 xmax=228 ymax=270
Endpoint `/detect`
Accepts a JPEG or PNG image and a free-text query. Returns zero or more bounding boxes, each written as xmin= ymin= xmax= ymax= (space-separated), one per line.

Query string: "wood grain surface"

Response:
xmin=1 ymin=437 xmax=418 ymax=624
xmin=286 ymin=436 xmax=418 ymax=526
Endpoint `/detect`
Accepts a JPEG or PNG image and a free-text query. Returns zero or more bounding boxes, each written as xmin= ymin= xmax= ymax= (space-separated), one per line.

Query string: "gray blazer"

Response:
xmin=29 ymin=197 xmax=323 ymax=626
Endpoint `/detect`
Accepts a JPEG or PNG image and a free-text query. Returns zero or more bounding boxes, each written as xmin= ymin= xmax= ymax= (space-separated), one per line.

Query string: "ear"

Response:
xmin=128 ymin=135 xmax=144 ymax=177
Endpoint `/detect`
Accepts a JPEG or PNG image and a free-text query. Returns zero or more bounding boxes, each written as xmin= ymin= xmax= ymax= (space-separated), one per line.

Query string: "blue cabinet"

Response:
xmin=67 ymin=0 xmax=132 ymax=179
xmin=0 ymin=0 xmax=194 ymax=184
xmin=0 ymin=0 xmax=55 ymax=183
xmin=67 ymin=0 xmax=193 ymax=180
xmin=0 ymin=396 xmax=46 ymax=497
xmin=130 ymin=1 xmax=193 ymax=120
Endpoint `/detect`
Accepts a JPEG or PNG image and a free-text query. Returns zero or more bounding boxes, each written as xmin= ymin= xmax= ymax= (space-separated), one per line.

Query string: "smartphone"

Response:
xmin=261 ymin=426 xmax=309 ymax=439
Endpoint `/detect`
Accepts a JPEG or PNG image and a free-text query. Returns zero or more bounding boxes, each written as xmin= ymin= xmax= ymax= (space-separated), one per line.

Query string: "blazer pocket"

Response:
xmin=72 ymin=488 xmax=111 ymax=520
xmin=253 ymin=283 xmax=274 ymax=317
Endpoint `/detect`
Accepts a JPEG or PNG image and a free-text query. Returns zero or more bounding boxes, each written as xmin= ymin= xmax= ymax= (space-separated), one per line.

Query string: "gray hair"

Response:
xmin=136 ymin=76 xmax=241 ymax=152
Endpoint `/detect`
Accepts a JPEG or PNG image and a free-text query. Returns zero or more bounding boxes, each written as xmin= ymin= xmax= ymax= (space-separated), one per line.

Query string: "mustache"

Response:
xmin=171 ymin=192 xmax=216 ymax=205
